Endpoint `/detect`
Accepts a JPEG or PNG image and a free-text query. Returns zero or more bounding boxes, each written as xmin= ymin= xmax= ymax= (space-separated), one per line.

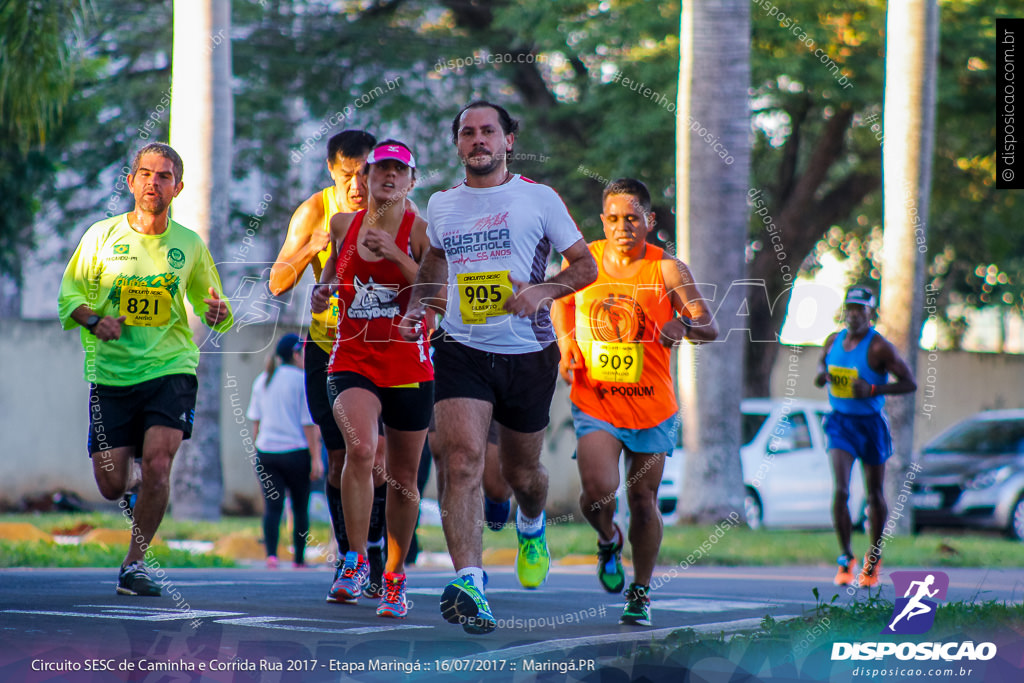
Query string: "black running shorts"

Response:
xmin=87 ymin=373 xmax=198 ymax=455
xmin=431 ymin=331 xmax=559 ymax=434
xmin=304 ymin=336 xmax=347 ymax=451
xmin=326 ymin=372 xmax=434 ymax=433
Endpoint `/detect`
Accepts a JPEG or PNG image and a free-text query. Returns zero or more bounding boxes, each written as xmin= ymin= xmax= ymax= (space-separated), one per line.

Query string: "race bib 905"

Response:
xmin=457 ymin=270 xmax=513 ymax=325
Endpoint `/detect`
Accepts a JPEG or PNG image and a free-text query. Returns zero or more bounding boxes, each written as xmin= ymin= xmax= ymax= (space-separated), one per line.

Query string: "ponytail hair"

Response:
xmin=264 ymin=353 xmax=280 ymax=388
xmin=268 ymin=333 xmax=302 ymax=387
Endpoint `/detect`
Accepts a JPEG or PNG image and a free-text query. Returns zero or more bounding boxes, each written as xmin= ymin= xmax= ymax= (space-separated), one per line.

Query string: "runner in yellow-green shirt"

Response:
xmin=58 ymin=142 xmax=232 ymax=597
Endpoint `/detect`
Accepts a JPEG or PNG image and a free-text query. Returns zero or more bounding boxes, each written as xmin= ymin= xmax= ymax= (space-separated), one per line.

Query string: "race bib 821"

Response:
xmin=119 ymin=285 xmax=171 ymax=327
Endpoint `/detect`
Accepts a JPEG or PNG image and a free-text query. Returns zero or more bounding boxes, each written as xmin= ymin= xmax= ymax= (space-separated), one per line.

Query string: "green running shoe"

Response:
xmin=620 ymin=583 xmax=651 ymax=626
xmin=596 ymin=522 xmax=625 ymax=593
xmin=440 ymin=576 xmax=496 ymax=634
xmin=515 ymin=515 xmax=550 ymax=589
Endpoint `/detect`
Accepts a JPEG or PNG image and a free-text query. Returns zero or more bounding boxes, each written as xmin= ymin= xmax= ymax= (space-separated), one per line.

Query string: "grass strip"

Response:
xmin=0 ymin=540 xmax=235 ymax=568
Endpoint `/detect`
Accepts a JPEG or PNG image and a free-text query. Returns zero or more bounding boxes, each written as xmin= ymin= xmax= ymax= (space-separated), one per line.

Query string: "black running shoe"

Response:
xmin=363 ymin=545 xmax=385 ymax=599
xmin=117 ymin=562 xmax=161 ymax=596
xmin=484 ymin=497 xmax=511 ymax=532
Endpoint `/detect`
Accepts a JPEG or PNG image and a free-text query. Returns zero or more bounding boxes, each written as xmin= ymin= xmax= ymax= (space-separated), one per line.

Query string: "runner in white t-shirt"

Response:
xmin=400 ymin=100 xmax=597 ymax=634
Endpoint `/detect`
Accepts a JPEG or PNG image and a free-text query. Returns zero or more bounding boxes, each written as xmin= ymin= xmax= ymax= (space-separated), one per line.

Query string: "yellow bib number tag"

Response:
xmin=589 ymin=341 xmax=643 ymax=383
xmin=458 ymin=271 xmax=512 ymax=325
xmin=828 ymin=365 xmax=859 ymax=399
xmin=311 ymin=294 xmax=340 ymax=339
xmin=119 ymin=285 xmax=171 ymax=327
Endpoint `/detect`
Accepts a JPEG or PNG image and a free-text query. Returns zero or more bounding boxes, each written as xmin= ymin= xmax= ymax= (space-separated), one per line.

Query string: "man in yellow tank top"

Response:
xmin=270 ymin=130 xmax=393 ymax=601
xmin=552 ymin=178 xmax=717 ymax=627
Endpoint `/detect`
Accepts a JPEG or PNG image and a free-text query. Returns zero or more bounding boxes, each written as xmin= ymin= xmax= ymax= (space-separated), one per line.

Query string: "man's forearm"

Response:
xmin=269 ymin=241 xmax=321 ymax=295
xmin=408 ymin=250 xmax=448 ymax=308
xmin=70 ymin=304 xmax=98 ymax=327
xmin=536 ymin=254 xmax=597 ymax=301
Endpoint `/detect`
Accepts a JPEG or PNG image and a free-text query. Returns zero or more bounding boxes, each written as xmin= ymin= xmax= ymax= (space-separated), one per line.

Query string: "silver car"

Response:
xmin=911 ymin=410 xmax=1024 ymax=540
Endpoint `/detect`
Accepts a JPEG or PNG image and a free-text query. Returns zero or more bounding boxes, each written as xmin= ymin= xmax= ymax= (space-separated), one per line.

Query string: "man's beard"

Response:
xmin=137 ymin=194 xmax=169 ymax=215
xmin=463 ymin=149 xmax=506 ymax=176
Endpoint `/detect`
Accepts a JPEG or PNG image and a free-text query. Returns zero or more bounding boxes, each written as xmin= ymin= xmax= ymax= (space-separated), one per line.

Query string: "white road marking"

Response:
xmin=649 ymin=598 xmax=780 ymax=613
xmin=164 ymin=580 xmax=287 ymax=586
xmin=461 ymin=616 xmax=800 ymax=661
xmin=407 ymin=587 xmax=553 ymax=597
xmin=3 ymin=606 xmax=242 ymax=621
xmin=212 ymin=616 xmax=431 ymax=635
xmin=0 ymin=605 xmax=430 ymax=636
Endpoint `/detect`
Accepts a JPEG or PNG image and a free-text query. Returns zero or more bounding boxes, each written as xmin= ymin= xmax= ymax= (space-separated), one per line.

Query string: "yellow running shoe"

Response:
xmin=515 ymin=514 xmax=550 ymax=589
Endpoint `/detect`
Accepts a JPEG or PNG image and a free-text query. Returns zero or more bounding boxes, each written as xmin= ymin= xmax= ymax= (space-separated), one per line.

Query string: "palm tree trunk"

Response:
xmin=879 ymin=0 xmax=938 ymax=535
xmin=676 ymin=0 xmax=750 ymax=523
xmin=168 ymin=0 xmax=233 ymax=520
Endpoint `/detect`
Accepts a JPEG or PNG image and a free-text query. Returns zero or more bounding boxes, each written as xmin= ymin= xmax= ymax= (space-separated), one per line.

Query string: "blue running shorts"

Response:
xmin=824 ymin=411 xmax=892 ymax=465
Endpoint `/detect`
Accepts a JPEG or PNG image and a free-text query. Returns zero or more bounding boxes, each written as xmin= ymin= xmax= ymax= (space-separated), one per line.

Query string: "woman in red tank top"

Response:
xmin=310 ymin=140 xmax=432 ymax=618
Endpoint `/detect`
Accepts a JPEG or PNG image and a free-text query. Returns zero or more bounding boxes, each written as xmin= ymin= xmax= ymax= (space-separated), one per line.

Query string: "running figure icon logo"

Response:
xmin=882 ymin=570 xmax=949 ymax=635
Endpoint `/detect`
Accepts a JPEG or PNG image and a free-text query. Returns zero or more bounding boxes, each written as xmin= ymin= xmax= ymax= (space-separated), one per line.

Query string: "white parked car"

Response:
xmin=658 ymin=398 xmax=867 ymax=529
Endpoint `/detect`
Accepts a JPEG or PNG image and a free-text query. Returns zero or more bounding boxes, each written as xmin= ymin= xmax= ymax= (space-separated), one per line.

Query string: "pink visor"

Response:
xmin=367 ymin=143 xmax=416 ymax=169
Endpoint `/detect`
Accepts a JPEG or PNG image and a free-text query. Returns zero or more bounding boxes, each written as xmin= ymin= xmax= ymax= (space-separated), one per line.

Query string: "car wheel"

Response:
xmin=1010 ymin=496 xmax=1024 ymax=542
xmin=744 ymin=489 xmax=764 ymax=530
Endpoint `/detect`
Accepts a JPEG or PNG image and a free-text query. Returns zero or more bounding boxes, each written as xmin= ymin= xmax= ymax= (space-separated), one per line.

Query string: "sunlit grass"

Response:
xmin=5 ymin=513 xmax=1023 ymax=568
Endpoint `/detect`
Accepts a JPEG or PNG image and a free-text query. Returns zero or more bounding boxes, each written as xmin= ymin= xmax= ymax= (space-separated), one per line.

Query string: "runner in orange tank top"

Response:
xmin=551 ymin=178 xmax=717 ymax=627
xmin=311 ymin=140 xmax=432 ymax=619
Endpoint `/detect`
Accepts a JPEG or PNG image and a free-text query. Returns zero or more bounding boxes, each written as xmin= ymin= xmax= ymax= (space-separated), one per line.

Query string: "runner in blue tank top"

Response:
xmin=815 ymin=285 xmax=917 ymax=588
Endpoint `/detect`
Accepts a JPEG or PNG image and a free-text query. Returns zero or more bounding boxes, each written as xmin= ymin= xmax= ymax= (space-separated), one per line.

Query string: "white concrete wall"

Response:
xmin=1 ymin=319 xmax=1021 ymax=513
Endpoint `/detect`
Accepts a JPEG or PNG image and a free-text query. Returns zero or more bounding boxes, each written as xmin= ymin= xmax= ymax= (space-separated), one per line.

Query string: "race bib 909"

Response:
xmin=589 ymin=341 xmax=643 ymax=384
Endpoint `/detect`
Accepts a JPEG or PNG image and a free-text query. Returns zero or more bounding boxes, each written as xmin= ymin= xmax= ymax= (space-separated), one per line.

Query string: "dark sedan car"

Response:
xmin=911 ymin=410 xmax=1024 ymax=540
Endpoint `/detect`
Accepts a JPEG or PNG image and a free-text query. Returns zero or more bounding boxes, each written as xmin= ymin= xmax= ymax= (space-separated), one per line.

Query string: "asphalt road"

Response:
xmin=1 ymin=564 xmax=1022 ymax=682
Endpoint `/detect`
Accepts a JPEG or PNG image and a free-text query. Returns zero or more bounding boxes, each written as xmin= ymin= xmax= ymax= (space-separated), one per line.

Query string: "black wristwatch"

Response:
xmin=84 ymin=314 xmax=101 ymax=334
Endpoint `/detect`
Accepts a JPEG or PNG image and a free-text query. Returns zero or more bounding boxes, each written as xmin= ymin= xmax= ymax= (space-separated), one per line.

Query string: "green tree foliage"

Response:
xmin=16 ymin=0 xmax=1019 ymax=361
xmin=459 ymin=0 xmax=679 ymax=238
xmin=0 ymin=0 xmax=86 ymax=148
xmin=745 ymin=0 xmax=1022 ymax=392
xmin=928 ymin=2 xmax=1024 ymax=326
xmin=0 ymin=0 xmax=96 ymax=279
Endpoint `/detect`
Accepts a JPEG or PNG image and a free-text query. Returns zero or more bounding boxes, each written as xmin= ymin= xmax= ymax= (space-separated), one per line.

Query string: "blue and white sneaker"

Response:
xmin=326 ymin=551 xmax=369 ymax=603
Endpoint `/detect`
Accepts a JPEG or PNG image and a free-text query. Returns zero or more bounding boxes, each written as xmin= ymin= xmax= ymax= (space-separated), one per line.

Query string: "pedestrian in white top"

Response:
xmin=247 ymin=333 xmax=324 ymax=568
